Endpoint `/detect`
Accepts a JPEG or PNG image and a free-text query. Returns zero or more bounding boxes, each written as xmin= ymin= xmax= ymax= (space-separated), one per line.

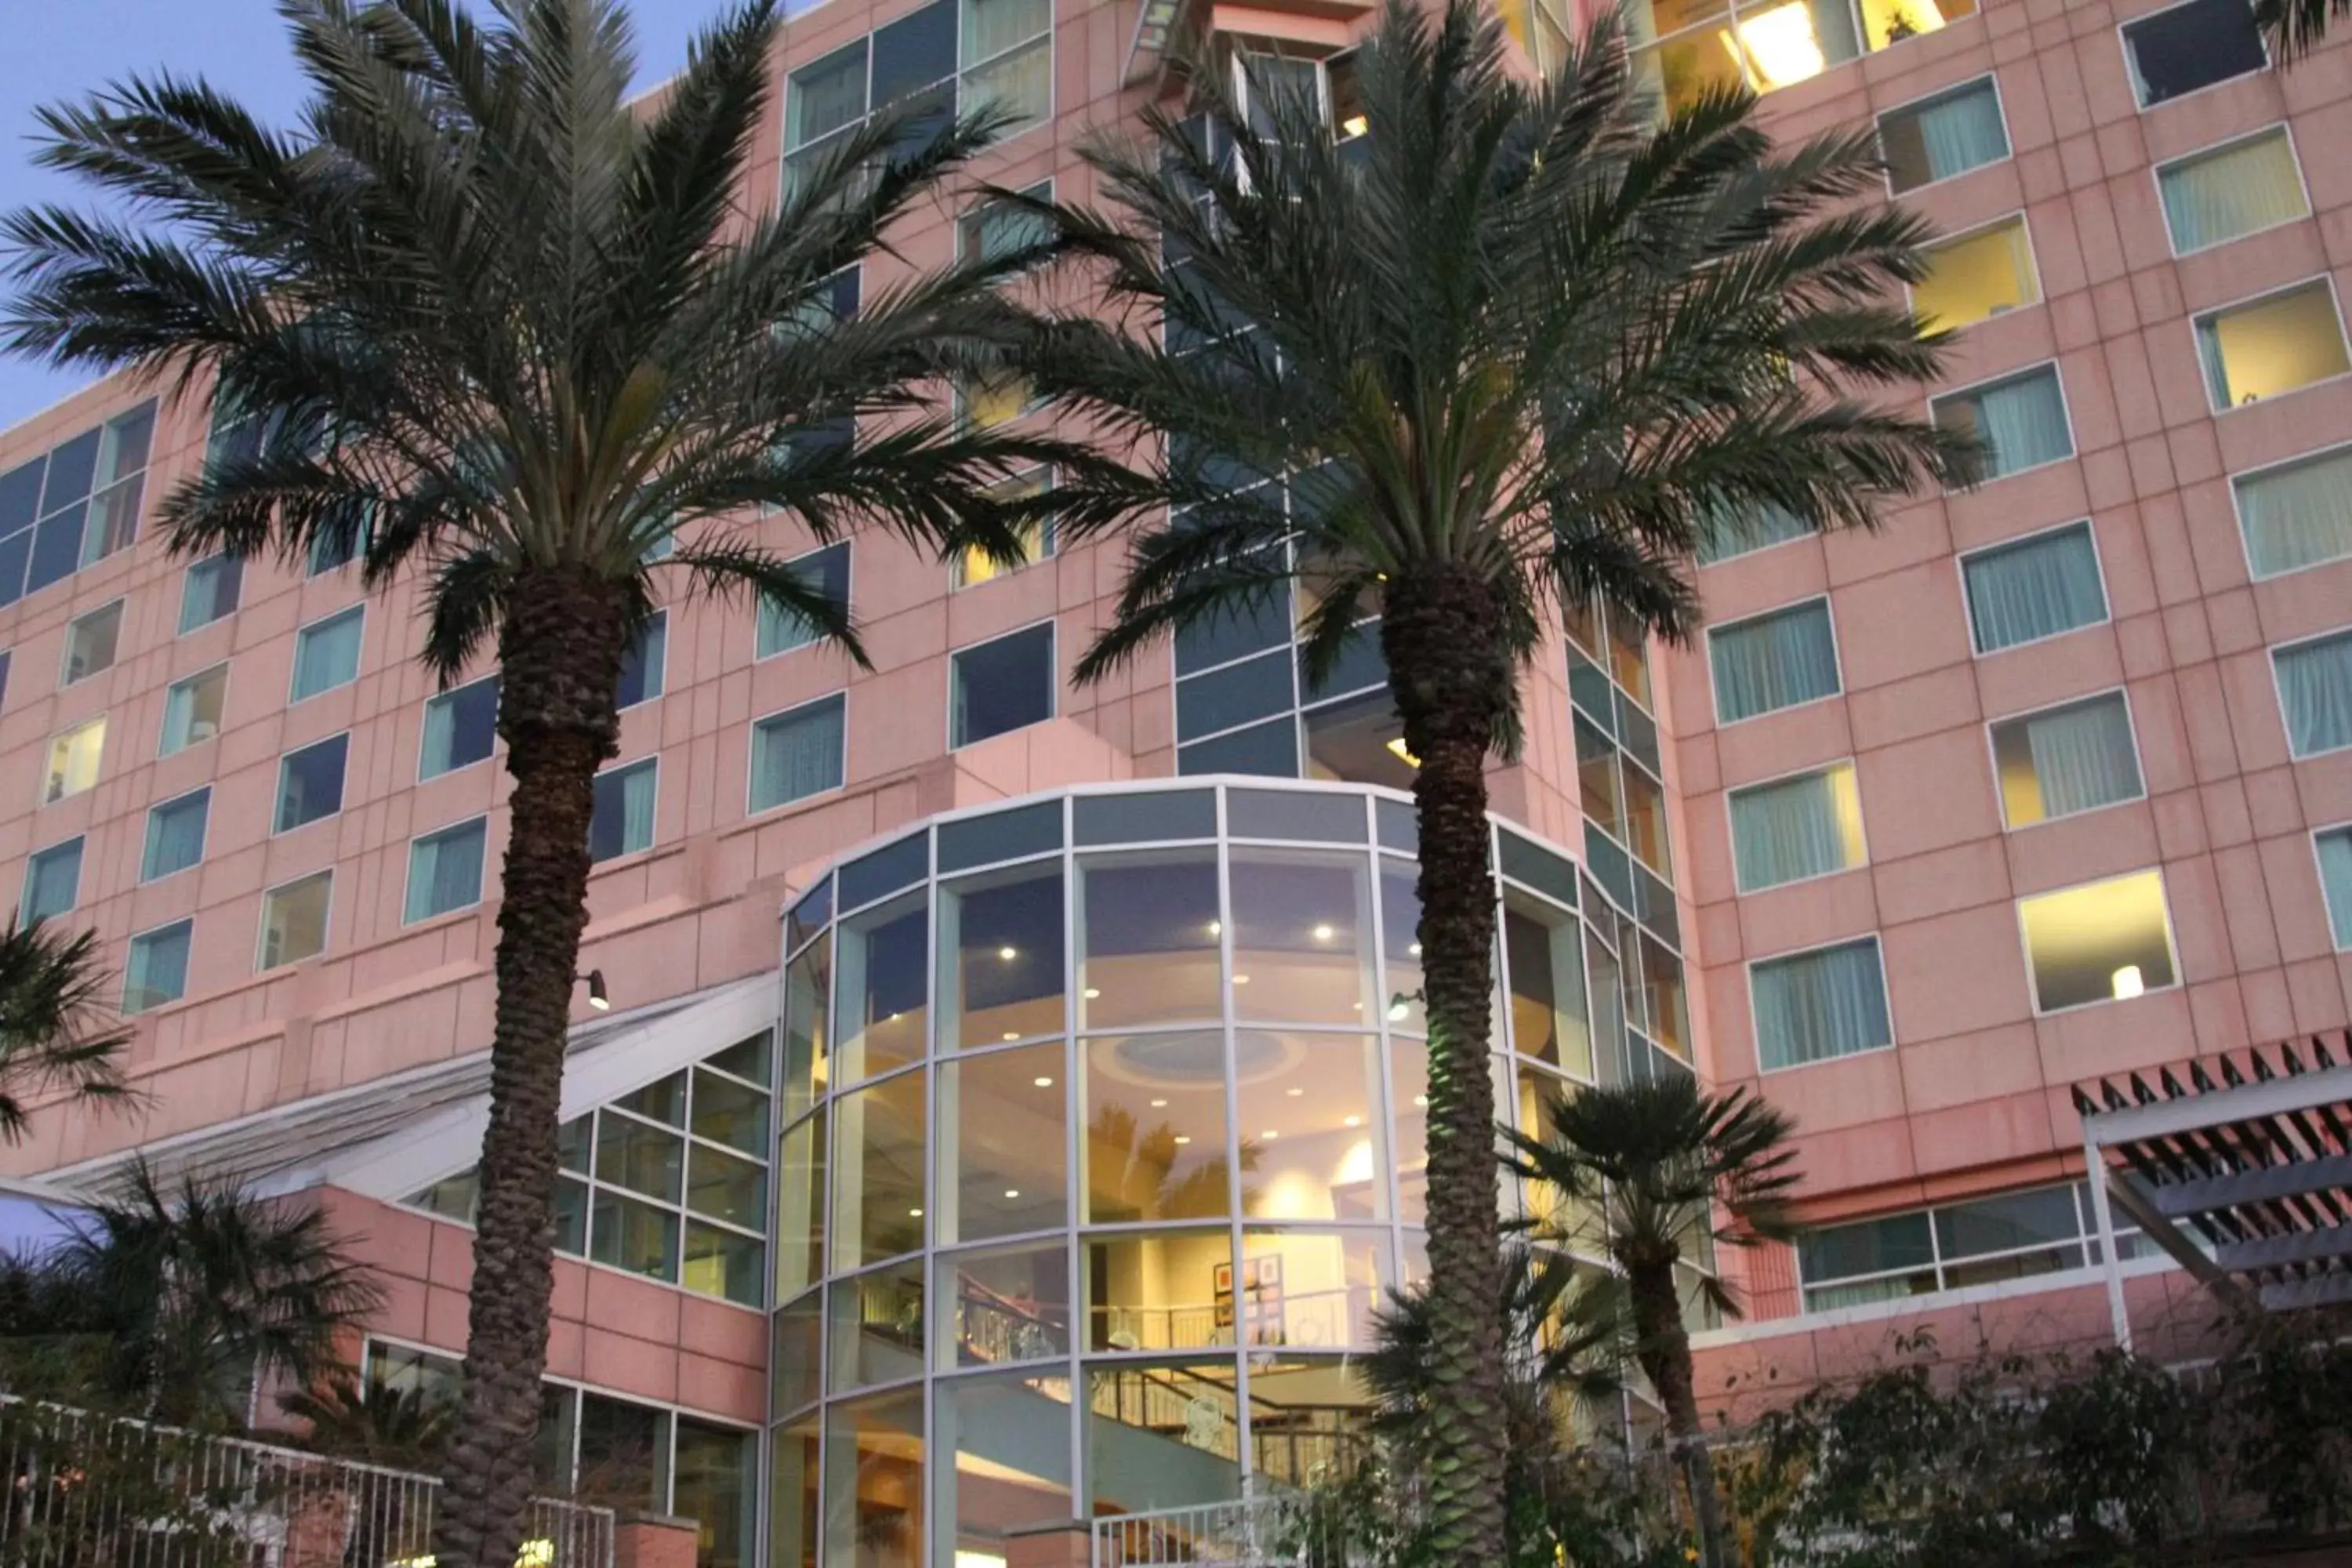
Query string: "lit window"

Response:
xmin=953 ymin=468 xmax=1055 ymax=588
xmin=617 ymin=613 xmax=666 ymax=708
xmin=1931 ymin=364 xmax=2071 ymax=479
xmin=1912 ymin=216 xmax=2038 ymax=331
xmin=291 ymin=606 xmax=364 ymax=701
xmin=179 ymin=554 xmax=243 ymax=632
xmin=161 ymin=666 xmax=228 ymax=755
xmin=951 ymin=622 xmax=1056 ymax=746
xmin=756 ymin=543 xmax=851 ymax=659
xmin=20 ymin=838 xmax=82 ymax=924
xmin=275 ymin=733 xmax=349 ymax=833
xmin=407 ymin=817 xmax=488 ymax=923
xmin=1878 ymin=77 xmax=2007 ymax=192
xmin=2018 ymin=869 xmax=2176 ymax=1012
xmin=1730 ymin=763 xmax=1865 ymax=891
xmin=141 ymin=787 xmax=210 ymax=881
xmin=1991 ymin=692 xmax=2143 ymax=827
xmin=2194 ymin=281 xmax=2350 ymax=411
xmin=1751 ymin=935 xmax=1891 ymax=1070
xmin=1961 ymin=521 xmax=2106 ymax=654
xmin=956 ymin=370 xmax=1033 ymax=430
xmin=2123 ymin=0 xmax=2264 ymax=107
xmin=1626 ymin=0 xmax=1975 ymax=113
xmin=591 ymin=757 xmax=657 ymax=862
xmin=43 ymin=717 xmax=105 ymax=804
xmin=259 ymin=870 xmax=332 ymax=968
xmin=750 ymin=695 xmax=847 ymax=813
xmin=420 ymin=676 xmax=499 ymax=779
xmin=2274 ymin=630 xmax=2352 ymax=757
xmin=1301 ymin=690 xmax=1412 ymax=788
xmin=2316 ymin=826 xmax=2352 ymax=950
xmin=2159 ymin=129 xmax=2307 ymax=255
xmin=1708 ymin=599 xmax=1839 ymax=724
xmin=61 ymin=601 xmax=122 ymax=685
xmin=962 ymin=0 xmax=1053 ymax=134
xmin=125 ymin=920 xmax=194 ymax=1014
xmin=2235 ymin=446 xmax=2352 ymax=579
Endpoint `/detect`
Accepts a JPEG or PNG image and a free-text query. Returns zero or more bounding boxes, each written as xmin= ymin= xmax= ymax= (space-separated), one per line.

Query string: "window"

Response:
xmin=0 ymin=401 xmax=154 ymax=609
xmin=2124 ymin=0 xmax=2264 ymax=107
xmin=1627 ymin=0 xmax=1978 ymax=114
xmin=291 ymin=606 xmax=364 ymax=700
xmin=160 ymin=666 xmax=228 ymax=755
xmin=1709 ymin=599 xmax=1839 ymax=724
xmin=260 ymin=871 xmax=332 ymax=968
xmin=21 ymin=838 xmax=82 ymax=924
xmin=1879 ymin=77 xmax=2008 ymax=192
xmin=1730 ymin=763 xmax=1865 ymax=891
xmin=1991 ymin=692 xmax=2143 ymax=827
xmin=782 ymin=0 xmax=1050 ymax=187
xmin=43 ymin=717 xmax=105 ymax=804
xmin=617 ymin=613 xmax=666 ymax=708
xmin=2158 ymin=129 xmax=2307 ymax=255
xmin=125 ymin=920 xmax=194 ymax=1014
xmin=1751 ymin=936 xmax=1891 ymax=1070
xmin=953 ymin=468 xmax=1055 ymax=588
xmin=750 ymin=694 xmax=847 ymax=813
xmin=307 ymin=512 xmax=363 ymax=575
xmin=756 ymin=543 xmax=851 ymax=659
xmin=2018 ymin=869 xmax=2176 ymax=1011
xmin=1932 ymin=365 xmax=2071 ymax=478
xmin=951 ymin=622 xmax=1056 ymax=746
xmin=2274 ymin=630 xmax=2352 ymax=757
xmin=276 ymin=733 xmax=350 ymax=833
xmin=958 ymin=180 xmax=1052 ymax=266
xmin=1913 ymin=217 xmax=2038 ymax=331
xmin=179 ymin=554 xmax=243 ymax=632
xmin=142 ymin=788 xmax=210 ymax=881
xmin=421 ymin=676 xmax=499 ymax=778
xmin=2236 ymin=446 xmax=2352 ymax=579
xmin=2316 ymin=828 xmax=2352 ymax=949
xmin=590 ymin=758 xmax=657 ymax=862
xmin=1697 ymin=502 xmax=1816 ymax=564
xmin=1796 ymin=1181 xmax=2140 ymax=1310
xmin=2195 ymin=281 xmax=2350 ymax=411
xmin=61 ymin=601 xmax=123 ymax=685
xmin=1961 ymin=521 xmax=2106 ymax=654
xmin=407 ymin=817 xmax=488 ymax=923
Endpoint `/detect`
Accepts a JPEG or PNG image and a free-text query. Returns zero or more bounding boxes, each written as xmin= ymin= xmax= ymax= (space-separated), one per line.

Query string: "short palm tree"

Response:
xmin=1012 ymin=1 xmax=1969 ymax=1552
xmin=1509 ymin=1076 xmax=1801 ymax=1568
xmin=0 ymin=918 xmax=135 ymax=1143
xmin=3 ymin=2 xmax=1069 ymax=1561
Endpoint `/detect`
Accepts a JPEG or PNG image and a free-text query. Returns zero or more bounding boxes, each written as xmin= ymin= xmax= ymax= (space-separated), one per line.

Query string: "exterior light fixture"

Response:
xmin=579 ymin=970 xmax=610 ymax=1011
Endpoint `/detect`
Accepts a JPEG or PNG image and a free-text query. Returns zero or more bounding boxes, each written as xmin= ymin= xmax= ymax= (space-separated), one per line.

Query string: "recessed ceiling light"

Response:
xmin=1150 ymin=1098 xmax=1168 ymax=1108
xmin=1004 ymin=1032 xmax=1020 ymax=1042
xmin=1286 ymin=1087 xmax=1304 ymax=1098
xmin=1083 ymin=987 xmax=1102 ymax=1000
xmin=909 ymin=1207 xmax=924 ymax=1218
xmin=1033 ymin=1076 xmax=1054 ymax=1088
xmin=998 ymin=946 xmax=1018 ymax=961
xmin=1343 ymin=1115 xmax=1362 ymax=1127
xmin=1173 ymin=1134 xmax=1192 ymax=1145
xmin=1233 ymin=974 xmax=1251 ymax=985
xmin=1260 ymin=1130 xmax=1279 ymax=1140
xmin=1312 ymin=924 xmax=1334 ymax=942
xmin=1004 ymin=1189 xmax=1020 ymax=1200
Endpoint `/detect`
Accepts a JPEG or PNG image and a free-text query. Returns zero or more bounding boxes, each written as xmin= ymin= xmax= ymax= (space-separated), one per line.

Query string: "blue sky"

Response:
xmin=0 ymin=0 xmax=748 ymax=427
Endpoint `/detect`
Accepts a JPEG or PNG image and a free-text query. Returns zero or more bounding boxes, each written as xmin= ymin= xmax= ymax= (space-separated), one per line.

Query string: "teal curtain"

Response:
xmin=1731 ymin=767 xmax=1857 ymax=890
xmin=1698 ymin=501 xmax=1817 ymax=564
xmin=142 ymin=790 xmax=209 ymax=881
xmin=2196 ymin=318 xmax=2234 ymax=408
xmin=407 ymin=821 xmax=487 ymax=922
xmin=292 ymin=608 xmax=362 ymax=700
xmin=622 ymin=762 xmax=656 ymax=851
xmin=1710 ymin=601 xmax=1840 ymax=723
xmin=754 ymin=696 xmax=848 ymax=811
xmin=2276 ymin=633 xmax=2352 ymax=757
xmin=2159 ymin=131 xmax=2307 ymax=254
xmin=1967 ymin=369 xmax=2072 ymax=477
xmin=1963 ymin=523 xmax=2107 ymax=652
xmin=126 ymin=921 xmax=192 ymax=1013
xmin=2318 ymin=829 xmax=2352 ymax=949
xmin=2022 ymin=695 xmax=2141 ymax=818
xmin=1752 ymin=938 xmax=1891 ymax=1070
xmin=22 ymin=840 xmax=82 ymax=923
xmin=179 ymin=555 xmax=241 ymax=632
xmin=2238 ymin=449 xmax=2352 ymax=578
xmin=1915 ymin=81 xmax=2008 ymax=181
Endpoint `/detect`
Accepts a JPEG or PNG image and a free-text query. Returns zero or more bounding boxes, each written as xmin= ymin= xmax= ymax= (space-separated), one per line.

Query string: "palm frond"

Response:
xmin=0 ymin=920 xmax=138 ymax=1145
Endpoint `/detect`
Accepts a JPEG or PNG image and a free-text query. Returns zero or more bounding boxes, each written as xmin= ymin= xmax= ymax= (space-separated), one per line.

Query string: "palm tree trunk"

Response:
xmin=1630 ymin=1261 xmax=1728 ymax=1568
xmin=435 ymin=566 xmax=629 ymax=1568
xmin=1379 ymin=567 xmax=1515 ymax=1565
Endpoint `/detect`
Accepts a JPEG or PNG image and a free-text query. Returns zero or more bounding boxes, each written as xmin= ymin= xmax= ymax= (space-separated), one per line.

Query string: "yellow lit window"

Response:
xmin=1913 ymin=217 xmax=2038 ymax=331
xmin=953 ymin=468 xmax=1054 ymax=589
xmin=43 ymin=717 xmax=104 ymax=804
xmin=2017 ymin=869 xmax=2175 ymax=1013
xmin=2196 ymin=281 xmax=2351 ymax=411
xmin=959 ymin=372 xmax=1032 ymax=430
xmin=1857 ymin=0 xmax=1973 ymax=51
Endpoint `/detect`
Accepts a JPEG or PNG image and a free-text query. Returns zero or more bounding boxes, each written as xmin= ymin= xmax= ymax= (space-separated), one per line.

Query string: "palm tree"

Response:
xmin=1508 ymin=1076 xmax=1801 ymax=1567
xmin=0 ymin=1163 xmax=379 ymax=1427
xmin=2255 ymin=0 xmax=2346 ymax=56
xmin=2 ymin=2 xmax=1076 ymax=1561
xmin=0 ymin=919 xmax=136 ymax=1143
xmin=1007 ymin=2 xmax=1970 ymax=1552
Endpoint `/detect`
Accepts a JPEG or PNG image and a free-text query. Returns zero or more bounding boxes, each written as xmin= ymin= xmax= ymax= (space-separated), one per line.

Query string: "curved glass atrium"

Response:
xmin=770 ymin=779 xmax=1690 ymax=1568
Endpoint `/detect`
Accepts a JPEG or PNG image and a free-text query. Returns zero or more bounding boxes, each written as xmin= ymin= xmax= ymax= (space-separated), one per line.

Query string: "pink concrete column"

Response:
xmin=612 ymin=1512 xmax=700 ymax=1568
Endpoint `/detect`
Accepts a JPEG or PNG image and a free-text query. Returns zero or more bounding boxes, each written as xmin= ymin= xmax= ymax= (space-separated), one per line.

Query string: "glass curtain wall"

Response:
xmin=771 ymin=781 xmax=1676 ymax=1566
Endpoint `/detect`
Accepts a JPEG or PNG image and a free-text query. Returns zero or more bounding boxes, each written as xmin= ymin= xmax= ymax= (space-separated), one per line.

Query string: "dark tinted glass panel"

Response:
xmin=0 ymin=462 xmax=42 ymax=533
xmin=38 ymin=431 xmax=99 ymax=509
xmin=1178 ymin=717 xmax=1298 ymax=778
xmin=872 ymin=0 xmax=956 ymax=101
xmin=840 ymin=833 xmax=929 ymax=911
xmin=1498 ymin=831 xmax=1577 ymax=906
xmin=1299 ymin=621 xmax=1385 ymax=700
xmin=938 ymin=799 xmax=1063 ymax=873
xmin=276 ymin=735 xmax=349 ymax=832
xmin=1174 ymin=594 xmax=1290 ymax=674
xmin=1175 ymin=647 xmax=1292 ymax=739
xmin=952 ymin=623 xmax=1055 ymax=746
xmin=1073 ymin=789 xmax=1217 ymax=844
xmin=1225 ymin=787 xmax=1363 ymax=842
xmin=2125 ymin=0 xmax=2264 ymax=103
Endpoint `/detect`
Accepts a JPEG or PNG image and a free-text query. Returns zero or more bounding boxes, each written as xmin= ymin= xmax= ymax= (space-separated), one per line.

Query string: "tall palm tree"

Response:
xmin=2 ymin=2 xmax=1072 ymax=1561
xmin=2255 ymin=0 xmax=2346 ymax=56
xmin=1007 ymin=2 xmax=1971 ymax=1552
xmin=0 ymin=919 xmax=136 ymax=1144
xmin=0 ymin=1163 xmax=379 ymax=1427
xmin=1509 ymin=1076 xmax=1801 ymax=1567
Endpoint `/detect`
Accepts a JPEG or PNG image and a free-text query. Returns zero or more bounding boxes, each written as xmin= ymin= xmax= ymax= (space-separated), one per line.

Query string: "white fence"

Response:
xmin=0 ymin=1400 xmax=612 ymax=1568
xmin=1092 ymin=1494 xmax=1359 ymax=1568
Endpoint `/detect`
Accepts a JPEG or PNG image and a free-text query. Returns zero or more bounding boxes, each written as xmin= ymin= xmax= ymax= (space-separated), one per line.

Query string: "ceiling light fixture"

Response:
xmin=1312 ymin=924 xmax=1334 ymax=942
xmin=1343 ymin=1115 xmax=1362 ymax=1127
xmin=1033 ymin=1076 xmax=1055 ymax=1088
xmin=1173 ymin=1134 xmax=1192 ymax=1145
xmin=1150 ymin=1098 xmax=1168 ymax=1108
xmin=1084 ymin=987 xmax=1102 ymax=1000
xmin=998 ymin=946 xmax=1018 ymax=961
xmin=1286 ymin=1087 xmax=1304 ymax=1098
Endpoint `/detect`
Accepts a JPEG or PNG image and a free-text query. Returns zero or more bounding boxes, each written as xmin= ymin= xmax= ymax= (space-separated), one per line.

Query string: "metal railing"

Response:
xmin=1092 ymin=1491 xmax=1363 ymax=1568
xmin=0 ymin=1399 xmax=613 ymax=1567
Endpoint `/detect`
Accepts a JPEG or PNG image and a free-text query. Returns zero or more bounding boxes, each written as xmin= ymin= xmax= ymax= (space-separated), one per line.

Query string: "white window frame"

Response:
xmin=746 ymin=690 xmax=851 ymax=817
xmin=1954 ymin=517 xmax=2111 ymax=658
xmin=618 ymin=610 xmax=667 ymax=710
xmin=21 ymin=837 xmax=84 ymax=924
xmin=947 ymin=615 xmax=1060 ymax=750
xmin=2270 ymin=623 xmax=2352 ymax=758
xmin=1744 ymin=931 xmax=1896 ymax=1075
xmin=289 ymin=604 xmax=367 ymax=704
xmin=1982 ymin=685 xmax=2146 ymax=832
xmin=2152 ymin=122 xmax=2311 ymax=259
xmin=419 ymin=673 xmax=501 ymax=781
xmin=124 ymin=916 xmax=195 ymax=1014
xmin=1722 ymin=756 xmax=1871 ymax=895
xmin=405 ymin=815 xmax=491 ymax=926
xmin=2013 ymin=866 xmax=2184 ymax=1018
xmin=158 ymin=662 xmax=231 ymax=757
xmin=42 ymin=715 xmax=107 ymax=806
xmin=59 ymin=597 xmax=126 ymax=688
xmin=1927 ymin=358 xmax=2074 ymax=485
xmin=2118 ymin=0 xmax=2269 ymax=112
xmin=256 ymin=868 xmax=336 ymax=971
xmin=1875 ymin=72 xmax=2010 ymax=197
xmin=779 ymin=0 xmax=1054 ymax=172
xmin=590 ymin=755 xmax=660 ymax=865
xmin=274 ymin=731 xmax=351 ymax=836
xmin=140 ymin=786 xmax=212 ymax=884
xmin=2230 ymin=437 xmax=2352 ymax=583
xmin=1907 ymin=210 xmax=2042 ymax=330
xmin=2312 ymin=821 xmax=2352 ymax=953
xmin=1703 ymin=594 xmax=1845 ymax=729
xmin=755 ymin=542 xmax=853 ymax=662
xmin=2191 ymin=272 xmax=2352 ymax=416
